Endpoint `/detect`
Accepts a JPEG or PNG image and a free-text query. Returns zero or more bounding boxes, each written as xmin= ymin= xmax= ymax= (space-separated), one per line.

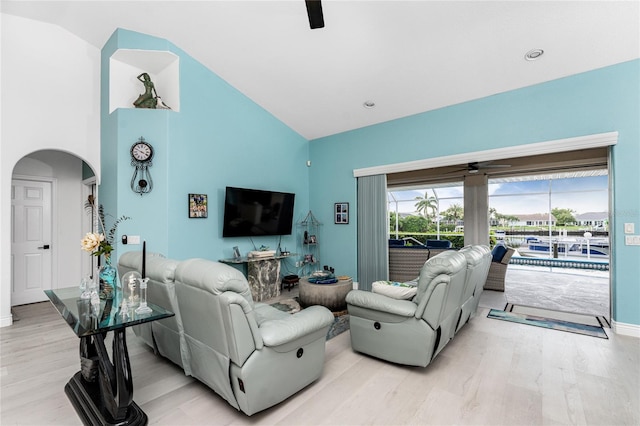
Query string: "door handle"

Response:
xmin=37 ymin=244 xmax=50 ymax=250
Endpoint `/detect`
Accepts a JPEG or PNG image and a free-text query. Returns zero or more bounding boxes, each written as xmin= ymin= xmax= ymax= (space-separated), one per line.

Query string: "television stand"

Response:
xmin=220 ymin=254 xmax=296 ymax=302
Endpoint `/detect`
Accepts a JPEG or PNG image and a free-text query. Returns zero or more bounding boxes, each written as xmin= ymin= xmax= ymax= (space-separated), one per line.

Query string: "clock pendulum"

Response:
xmin=130 ymin=137 xmax=154 ymax=195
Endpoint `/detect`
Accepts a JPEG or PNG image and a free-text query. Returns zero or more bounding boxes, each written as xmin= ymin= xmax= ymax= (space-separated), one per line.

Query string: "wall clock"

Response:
xmin=130 ymin=137 xmax=154 ymax=195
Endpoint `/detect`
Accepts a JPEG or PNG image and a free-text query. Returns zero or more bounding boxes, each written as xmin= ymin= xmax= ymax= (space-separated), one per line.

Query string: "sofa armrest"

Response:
xmin=259 ymin=306 xmax=334 ymax=347
xmin=346 ymin=290 xmax=417 ymax=317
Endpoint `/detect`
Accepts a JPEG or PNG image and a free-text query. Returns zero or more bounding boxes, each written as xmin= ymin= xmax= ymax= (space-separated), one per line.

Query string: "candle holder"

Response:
xmin=135 ymin=278 xmax=152 ymax=314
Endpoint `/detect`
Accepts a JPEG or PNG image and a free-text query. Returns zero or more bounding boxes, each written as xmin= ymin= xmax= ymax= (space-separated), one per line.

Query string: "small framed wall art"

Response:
xmin=334 ymin=202 xmax=349 ymax=224
xmin=188 ymin=193 xmax=208 ymax=218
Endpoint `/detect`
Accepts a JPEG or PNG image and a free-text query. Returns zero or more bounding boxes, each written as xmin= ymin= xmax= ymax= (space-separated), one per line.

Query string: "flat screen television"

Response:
xmin=222 ymin=186 xmax=296 ymax=237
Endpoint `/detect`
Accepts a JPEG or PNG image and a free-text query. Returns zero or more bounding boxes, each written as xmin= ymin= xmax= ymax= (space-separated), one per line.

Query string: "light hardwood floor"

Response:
xmin=1 ymin=293 xmax=639 ymax=426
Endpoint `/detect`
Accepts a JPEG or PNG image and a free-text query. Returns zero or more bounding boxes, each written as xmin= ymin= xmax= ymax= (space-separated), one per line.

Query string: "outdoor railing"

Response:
xmin=509 ymin=256 xmax=609 ymax=271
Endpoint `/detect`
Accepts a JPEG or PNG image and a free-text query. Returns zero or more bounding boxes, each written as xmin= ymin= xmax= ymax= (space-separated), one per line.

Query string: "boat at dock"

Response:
xmin=519 ymin=236 xmax=609 ymax=259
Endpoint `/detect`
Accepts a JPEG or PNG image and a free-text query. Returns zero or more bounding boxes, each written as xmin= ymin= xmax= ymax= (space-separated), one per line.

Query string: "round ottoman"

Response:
xmin=299 ymin=277 xmax=353 ymax=312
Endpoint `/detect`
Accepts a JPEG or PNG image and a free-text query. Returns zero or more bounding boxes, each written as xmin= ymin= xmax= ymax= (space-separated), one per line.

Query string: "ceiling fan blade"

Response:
xmin=442 ymin=166 xmax=470 ymax=175
xmin=305 ymin=0 xmax=325 ymax=29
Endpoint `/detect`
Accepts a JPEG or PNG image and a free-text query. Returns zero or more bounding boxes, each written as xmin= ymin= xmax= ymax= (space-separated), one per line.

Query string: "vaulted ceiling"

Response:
xmin=3 ymin=1 xmax=639 ymax=140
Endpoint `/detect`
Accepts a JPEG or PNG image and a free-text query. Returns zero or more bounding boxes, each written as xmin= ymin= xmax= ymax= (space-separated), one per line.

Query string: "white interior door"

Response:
xmin=11 ymin=179 xmax=53 ymax=305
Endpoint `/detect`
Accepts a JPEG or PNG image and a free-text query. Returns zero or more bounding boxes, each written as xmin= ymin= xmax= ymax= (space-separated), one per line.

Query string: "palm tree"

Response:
xmin=442 ymin=203 xmax=464 ymax=223
xmin=414 ymin=194 xmax=438 ymax=220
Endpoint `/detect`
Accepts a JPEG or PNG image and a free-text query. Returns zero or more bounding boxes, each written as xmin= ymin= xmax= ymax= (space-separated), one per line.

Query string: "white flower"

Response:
xmin=81 ymin=232 xmax=105 ymax=253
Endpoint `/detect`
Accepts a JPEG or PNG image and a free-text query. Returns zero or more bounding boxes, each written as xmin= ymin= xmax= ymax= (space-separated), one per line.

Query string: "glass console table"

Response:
xmin=45 ymin=287 xmax=174 ymax=426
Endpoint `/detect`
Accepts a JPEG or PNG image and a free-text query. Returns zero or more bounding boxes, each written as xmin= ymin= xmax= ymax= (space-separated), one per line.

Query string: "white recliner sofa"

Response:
xmin=456 ymin=245 xmax=492 ymax=333
xmin=117 ymin=251 xmax=190 ymax=373
xmin=118 ymin=252 xmax=335 ymax=416
xmin=346 ymin=246 xmax=491 ymax=367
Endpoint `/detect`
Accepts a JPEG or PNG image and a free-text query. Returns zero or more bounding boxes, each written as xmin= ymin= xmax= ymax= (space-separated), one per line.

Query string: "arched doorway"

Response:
xmin=10 ymin=150 xmax=96 ymax=306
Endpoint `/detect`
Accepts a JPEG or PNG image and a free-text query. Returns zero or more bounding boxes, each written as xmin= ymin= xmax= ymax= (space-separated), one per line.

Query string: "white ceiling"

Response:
xmin=3 ymin=1 xmax=639 ymax=140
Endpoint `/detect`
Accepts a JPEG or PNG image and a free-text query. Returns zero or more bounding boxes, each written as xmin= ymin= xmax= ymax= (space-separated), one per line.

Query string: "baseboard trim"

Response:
xmin=612 ymin=320 xmax=640 ymax=338
xmin=1 ymin=314 xmax=14 ymax=328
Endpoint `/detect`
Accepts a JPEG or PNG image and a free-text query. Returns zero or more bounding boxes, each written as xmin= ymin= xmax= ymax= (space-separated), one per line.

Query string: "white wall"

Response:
xmin=1 ymin=14 xmax=101 ymax=326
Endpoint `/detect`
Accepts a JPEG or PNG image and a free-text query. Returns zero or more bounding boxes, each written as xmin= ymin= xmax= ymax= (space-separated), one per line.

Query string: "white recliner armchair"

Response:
xmin=346 ymin=250 xmax=468 ymax=367
xmin=174 ymin=258 xmax=335 ymax=415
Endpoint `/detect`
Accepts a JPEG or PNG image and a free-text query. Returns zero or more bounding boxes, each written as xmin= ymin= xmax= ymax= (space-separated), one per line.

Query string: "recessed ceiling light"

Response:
xmin=363 ymin=101 xmax=376 ymax=109
xmin=525 ymin=49 xmax=544 ymax=61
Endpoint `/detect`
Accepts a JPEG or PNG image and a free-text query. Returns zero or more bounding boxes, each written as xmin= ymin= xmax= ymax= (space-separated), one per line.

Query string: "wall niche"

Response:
xmin=109 ymin=49 xmax=180 ymax=113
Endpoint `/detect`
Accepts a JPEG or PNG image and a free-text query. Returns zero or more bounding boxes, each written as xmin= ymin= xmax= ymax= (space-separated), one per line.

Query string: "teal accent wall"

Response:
xmin=310 ymin=59 xmax=640 ymax=326
xmin=100 ymin=29 xmax=309 ymax=263
xmin=100 ymin=27 xmax=638 ymax=326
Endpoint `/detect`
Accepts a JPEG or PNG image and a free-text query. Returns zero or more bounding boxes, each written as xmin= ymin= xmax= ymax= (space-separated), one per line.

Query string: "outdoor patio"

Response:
xmin=480 ymin=264 xmax=610 ymax=319
xmin=278 ymin=260 xmax=610 ymax=321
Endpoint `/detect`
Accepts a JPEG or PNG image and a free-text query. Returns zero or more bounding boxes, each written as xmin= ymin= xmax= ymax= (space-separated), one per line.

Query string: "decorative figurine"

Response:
xmin=120 ymin=299 xmax=129 ymax=319
xmin=133 ymin=73 xmax=158 ymax=109
xmin=90 ymin=291 xmax=101 ymax=317
xmin=79 ymin=274 xmax=92 ymax=299
xmin=133 ymin=73 xmax=171 ymax=110
xmin=121 ymin=271 xmax=141 ymax=307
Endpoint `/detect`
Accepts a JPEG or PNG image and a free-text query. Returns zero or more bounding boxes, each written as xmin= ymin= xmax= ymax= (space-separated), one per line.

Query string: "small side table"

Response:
xmin=299 ymin=277 xmax=353 ymax=312
xmin=45 ymin=287 xmax=174 ymax=426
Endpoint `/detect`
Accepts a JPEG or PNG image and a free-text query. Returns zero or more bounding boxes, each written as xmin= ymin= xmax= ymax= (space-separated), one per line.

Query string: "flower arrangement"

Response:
xmin=81 ymin=198 xmax=130 ymax=260
xmin=80 ymin=232 xmax=108 ymax=256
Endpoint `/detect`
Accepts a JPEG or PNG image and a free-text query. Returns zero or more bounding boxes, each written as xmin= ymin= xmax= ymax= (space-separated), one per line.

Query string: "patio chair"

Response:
xmin=388 ymin=239 xmax=454 ymax=282
xmin=484 ymin=245 xmax=515 ymax=291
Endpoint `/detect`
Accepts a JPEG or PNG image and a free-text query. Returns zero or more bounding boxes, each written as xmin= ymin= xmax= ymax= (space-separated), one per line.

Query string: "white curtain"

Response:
xmin=357 ymin=174 xmax=388 ymax=291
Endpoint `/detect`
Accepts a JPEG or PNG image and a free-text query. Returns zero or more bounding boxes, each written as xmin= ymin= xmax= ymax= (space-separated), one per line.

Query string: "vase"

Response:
xmin=98 ymin=255 xmax=117 ymax=300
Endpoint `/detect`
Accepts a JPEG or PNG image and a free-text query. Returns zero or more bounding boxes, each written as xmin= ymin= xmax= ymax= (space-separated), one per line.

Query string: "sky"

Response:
xmin=389 ymin=175 xmax=608 ymax=216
